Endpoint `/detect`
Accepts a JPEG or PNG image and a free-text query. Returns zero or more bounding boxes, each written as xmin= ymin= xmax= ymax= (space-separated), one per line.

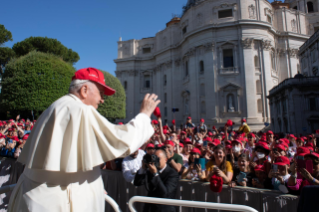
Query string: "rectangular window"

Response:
xmin=271 ymin=52 xmax=276 ymax=70
xmin=218 ymin=9 xmax=233 ymax=19
xmin=144 ymin=75 xmax=150 ymax=88
xmin=267 ymin=15 xmax=272 ymax=24
xmin=143 ymin=47 xmax=151 ymax=54
xmin=183 ymin=26 xmax=187 ymax=34
xmin=185 ymin=61 xmax=189 ymax=76
xmin=223 ymin=49 xmax=234 ymax=68
xmin=282 ymin=100 xmax=287 ymax=113
xmin=309 ymin=98 xmax=316 ymax=111
xmin=164 ymin=107 xmax=167 ymax=116
xmin=164 ymin=93 xmax=167 ymax=103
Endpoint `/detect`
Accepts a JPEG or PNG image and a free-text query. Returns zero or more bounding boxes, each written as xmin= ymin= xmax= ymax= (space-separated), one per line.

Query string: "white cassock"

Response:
xmin=8 ymin=94 xmax=154 ymax=212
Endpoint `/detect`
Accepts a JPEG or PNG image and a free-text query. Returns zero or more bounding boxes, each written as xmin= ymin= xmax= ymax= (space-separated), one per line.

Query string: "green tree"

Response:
xmin=0 ymin=51 xmax=75 ymax=118
xmin=97 ymin=70 xmax=126 ymax=121
xmin=0 ymin=24 xmax=15 ymax=73
xmin=12 ymin=36 xmax=80 ymax=64
xmin=0 ymin=24 xmax=13 ymax=44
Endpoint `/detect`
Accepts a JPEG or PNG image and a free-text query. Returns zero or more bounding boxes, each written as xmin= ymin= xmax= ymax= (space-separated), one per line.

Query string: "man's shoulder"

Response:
xmin=164 ymin=165 xmax=179 ymax=177
xmin=173 ymin=153 xmax=182 ymax=159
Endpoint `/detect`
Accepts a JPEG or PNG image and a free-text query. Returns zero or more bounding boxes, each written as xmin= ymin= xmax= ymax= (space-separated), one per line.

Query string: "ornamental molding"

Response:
xmin=288 ymin=48 xmax=299 ymax=58
xmin=213 ymin=3 xmax=237 ymax=13
xmin=183 ymin=47 xmax=196 ymax=58
xmin=264 ymin=7 xmax=273 ymax=16
xmin=241 ymin=38 xmax=254 ymax=49
xmin=248 ymin=4 xmax=256 ymax=19
xmin=204 ymin=42 xmax=215 ymax=51
xmin=261 ymin=40 xmax=272 ymax=51
xmin=276 ymin=48 xmax=286 ymax=56
xmin=175 ymin=59 xmax=181 ymax=67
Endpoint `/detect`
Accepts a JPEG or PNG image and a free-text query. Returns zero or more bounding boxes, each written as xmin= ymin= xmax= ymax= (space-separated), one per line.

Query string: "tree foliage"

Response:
xmin=12 ymin=36 xmax=80 ymax=64
xmin=0 ymin=47 xmax=15 ymax=73
xmin=97 ymin=70 xmax=126 ymax=121
xmin=0 ymin=51 xmax=75 ymax=118
xmin=0 ymin=24 xmax=13 ymax=45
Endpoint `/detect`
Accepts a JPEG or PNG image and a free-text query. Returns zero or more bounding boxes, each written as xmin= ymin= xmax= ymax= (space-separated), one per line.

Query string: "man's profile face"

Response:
xmin=83 ymin=82 xmax=105 ymax=109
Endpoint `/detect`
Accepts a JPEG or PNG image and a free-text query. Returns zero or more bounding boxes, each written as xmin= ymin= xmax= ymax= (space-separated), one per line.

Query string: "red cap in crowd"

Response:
xmin=232 ymin=139 xmax=242 ymax=146
xmin=22 ymin=134 xmax=29 ymax=140
xmin=248 ymin=133 xmax=256 ymax=138
xmin=212 ymin=139 xmax=221 ymax=146
xmin=210 ymin=175 xmax=223 ymax=193
xmin=255 ymin=142 xmax=270 ymax=151
xmin=118 ymin=122 xmax=123 ymax=125
xmin=208 ymin=132 xmax=213 ymax=137
xmin=163 ymin=129 xmax=169 ymax=135
xmin=200 ymin=118 xmax=205 ymax=123
xmin=274 ymin=144 xmax=286 ymax=152
xmin=289 ymin=134 xmax=297 ymax=139
xmin=153 ymin=107 xmax=161 ymax=118
xmin=187 ymin=117 xmax=192 ymax=120
xmin=296 ymin=147 xmax=311 ymax=156
xmin=195 ymin=143 xmax=202 ymax=148
xmin=11 ymin=136 xmax=19 ymax=142
xmin=267 ymin=130 xmax=274 ymax=135
xmin=191 ymin=148 xmax=201 ymax=155
xmin=212 ymin=126 xmax=216 ymax=130
xmin=274 ymin=156 xmax=290 ymax=166
xmin=146 ymin=143 xmax=155 ymax=149
xmin=157 ymin=144 xmax=164 ymax=148
xmin=151 ymin=120 xmax=159 ymax=125
xmin=305 ymin=152 xmax=319 ymax=159
xmin=225 ymin=120 xmax=234 ymax=127
xmin=183 ymin=138 xmax=192 ymax=144
xmin=225 ymin=145 xmax=232 ymax=149
xmin=172 ymin=119 xmax=176 ymax=125
xmin=241 ymin=118 xmax=246 ymax=123
xmin=72 ymin=67 xmax=115 ymax=96
xmin=278 ymin=139 xmax=289 ymax=148
xmin=305 ymin=142 xmax=314 ymax=151
xmin=9 ymin=119 xmax=14 ymax=122
xmin=254 ymin=165 xmax=266 ymax=172
xmin=179 ymin=143 xmax=184 ymax=148
xmin=204 ymin=137 xmax=212 ymax=142
xmin=181 ymin=131 xmax=187 ymax=135
xmin=164 ymin=140 xmax=175 ymax=147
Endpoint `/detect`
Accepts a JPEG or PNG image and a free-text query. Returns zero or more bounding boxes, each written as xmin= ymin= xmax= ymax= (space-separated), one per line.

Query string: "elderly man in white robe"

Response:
xmin=8 ymin=67 xmax=160 ymax=212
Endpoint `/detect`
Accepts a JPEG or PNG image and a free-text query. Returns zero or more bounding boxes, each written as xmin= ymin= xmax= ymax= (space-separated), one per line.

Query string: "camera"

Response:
xmin=143 ymin=154 xmax=160 ymax=168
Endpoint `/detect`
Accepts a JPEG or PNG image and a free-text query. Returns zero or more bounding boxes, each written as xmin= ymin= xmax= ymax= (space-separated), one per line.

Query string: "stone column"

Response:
xmin=242 ymin=38 xmax=258 ymax=123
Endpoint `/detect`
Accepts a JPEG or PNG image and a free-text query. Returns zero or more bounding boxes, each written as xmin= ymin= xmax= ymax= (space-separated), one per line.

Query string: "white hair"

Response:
xmin=69 ymin=79 xmax=91 ymax=94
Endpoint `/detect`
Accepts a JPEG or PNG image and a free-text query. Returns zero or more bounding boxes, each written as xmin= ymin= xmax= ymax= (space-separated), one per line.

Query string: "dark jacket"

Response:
xmin=134 ymin=165 xmax=179 ymax=212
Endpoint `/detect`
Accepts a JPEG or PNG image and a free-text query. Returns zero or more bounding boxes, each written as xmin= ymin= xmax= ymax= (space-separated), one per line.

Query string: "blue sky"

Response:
xmin=1 ymin=0 xmax=186 ymax=76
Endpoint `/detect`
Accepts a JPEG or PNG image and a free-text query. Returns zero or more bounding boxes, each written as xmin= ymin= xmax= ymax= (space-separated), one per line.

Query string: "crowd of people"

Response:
xmin=102 ymin=116 xmax=319 ymax=196
xmin=0 ymin=116 xmax=34 ymax=159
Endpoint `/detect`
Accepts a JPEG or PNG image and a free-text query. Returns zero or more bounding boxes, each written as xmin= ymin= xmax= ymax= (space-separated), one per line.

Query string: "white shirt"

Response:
xmin=122 ymin=149 xmax=146 ymax=184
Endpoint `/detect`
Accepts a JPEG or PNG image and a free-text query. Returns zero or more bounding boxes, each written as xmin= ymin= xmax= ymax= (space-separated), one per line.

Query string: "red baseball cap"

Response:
xmin=165 ymin=140 xmax=175 ymax=147
xmin=153 ymin=107 xmax=161 ymax=118
xmin=296 ymin=147 xmax=311 ymax=156
xmin=254 ymin=165 xmax=266 ymax=172
xmin=72 ymin=67 xmax=115 ymax=96
xmin=181 ymin=131 xmax=187 ymax=135
xmin=208 ymin=132 xmax=213 ymax=136
xmin=157 ymin=143 xmax=164 ymax=148
xmin=118 ymin=122 xmax=123 ymax=125
xmin=210 ymin=175 xmax=223 ymax=193
xmin=225 ymin=119 xmax=233 ymax=127
xmin=248 ymin=133 xmax=256 ymax=138
xmin=172 ymin=119 xmax=176 ymax=125
xmin=274 ymin=144 xmax=286 ymax=152
xmin=241 ymin=118 xmax=246 ymax=123
xmin=204 ymin=137 xmax=212 ymax=142
xmin=305 ymin=152 xmax=319 ymax=159
xmin=232 ymin=139 xmax=242 ymax=146
xmin=195 ymin=143 xmax=202 ymax=148
xmin=267 ymin=130 xmax=274 ymax=135
xmin=191 ymin=148 xmax=201 ymax=154
xmin=22 ymin=134 xmax=29 ymax=140
xmin=225 ymin=144 xmax=232 ymax=149
xmin=278 ymin=139 xmax=289 ymax=148
xmin=187 ymin=116 xmax=192 ymax=120
xmin=11 ymin=136 xmax=19 ymax=141
xmin=200 ymin=118 xmax=205 ymax=123
xmin=151 ymin=120 xmax=159 ymax=125
xmin=212 ymin=139 xmax=221 ymax=146
xmin=179 ymin=143 xmax=184 ymax=148
xmin=305 ymin=142 xmax=314 ymax=148
xmin=146 ymin=143 xmax=155 ymax=149
xmin=274 ymin=156 xmax=290 ymax=166
xmin=183 ymin=138 xmax=192 ymax=144
xmin=255 ymin=142 xmax=270 ymax=151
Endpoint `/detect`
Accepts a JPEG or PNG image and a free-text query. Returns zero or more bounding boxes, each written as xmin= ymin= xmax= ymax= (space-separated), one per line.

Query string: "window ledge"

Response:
xmin=219 ymin=67 xmax=239 ymax=75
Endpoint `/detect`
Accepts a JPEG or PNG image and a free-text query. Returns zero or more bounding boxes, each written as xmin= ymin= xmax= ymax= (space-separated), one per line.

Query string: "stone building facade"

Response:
xmin=115 ymin=0 xmax=319 ymax=130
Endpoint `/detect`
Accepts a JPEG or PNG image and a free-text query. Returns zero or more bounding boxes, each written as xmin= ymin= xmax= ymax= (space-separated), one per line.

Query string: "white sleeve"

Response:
xmin=122 ymin=160 xmax=136 ymax=183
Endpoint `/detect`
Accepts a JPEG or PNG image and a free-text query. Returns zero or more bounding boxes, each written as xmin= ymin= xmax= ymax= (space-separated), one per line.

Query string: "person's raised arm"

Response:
xmin=157 ymin=118 xmax=166 ymax=143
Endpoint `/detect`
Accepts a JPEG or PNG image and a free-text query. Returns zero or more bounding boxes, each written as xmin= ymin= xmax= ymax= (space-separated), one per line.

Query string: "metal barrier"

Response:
xmin=0 ymin=184 xmax=122 ymax=212
xmin=128 ymin=196 xmax=259 ymax=212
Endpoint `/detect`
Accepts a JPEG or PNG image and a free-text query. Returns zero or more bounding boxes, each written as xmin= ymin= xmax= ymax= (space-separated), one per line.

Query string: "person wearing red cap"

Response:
xmin=145 ymin=143 xmax=156 ymax=155
xmin=287 ymin=151 xmax=319 ymax=193
xmin=8 ymin=67 xmax=161 ymax=212
xmin=184 ymin=117 xmax=195 ymax=129
xmin=267 ymin=156 xmax=291 ymax=191
xmin=238 ymin=118 xmax=250 ymax=134
xmin=195 ymin=118 xmax=207 ymax=138
xmin=180 ymin=138 xmax=193 ymax=167
xmin=250 ymin=142 xmax=271 ymax=175
xmin=246 ymin=133 xmax=256 ymax=158
xmin=164 ymin=140 xmax=183 ymax=173
xmin=181 ymin=148 xmax=206 ymax=181
xmin=252 ymin=165 xmax=269 ymax=189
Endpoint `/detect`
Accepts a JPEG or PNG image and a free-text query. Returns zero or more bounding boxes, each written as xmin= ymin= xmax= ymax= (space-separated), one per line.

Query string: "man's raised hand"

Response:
xmin=140 ymin=93 xmax=161 ymax=117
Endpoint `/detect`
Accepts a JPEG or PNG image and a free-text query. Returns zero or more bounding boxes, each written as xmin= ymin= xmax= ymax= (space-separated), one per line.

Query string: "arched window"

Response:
xmin=201 ymin=101 xmax=206 ymax=114
xmin=199 ymin=61 xmax=204 ymax=73
xmin=163 ymin=75 xmax=167 ymax=86
xmin=293 ymin=6 xmax=297 ymax=10
xmin=200 ymin=84 xmax=205 ymax=96
xmin=254 ymin=55 xmax=259 ymax=68
xmin=227 ymin=94 xmax=235 ymax=112
xmin=256 ymin=80 xmax=262 ymax=94
xmin=124 ymin=81 xmax=127 ymax=90
xmin=185 ymin=61 xmax=189 ymax=76
xmin=307 ymin=2 xmax=314 ymax=13
xmin=267 ymin=15 xmax=272 ymax=24
xmin=257 ymin=99 xmax=263 ymax=113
